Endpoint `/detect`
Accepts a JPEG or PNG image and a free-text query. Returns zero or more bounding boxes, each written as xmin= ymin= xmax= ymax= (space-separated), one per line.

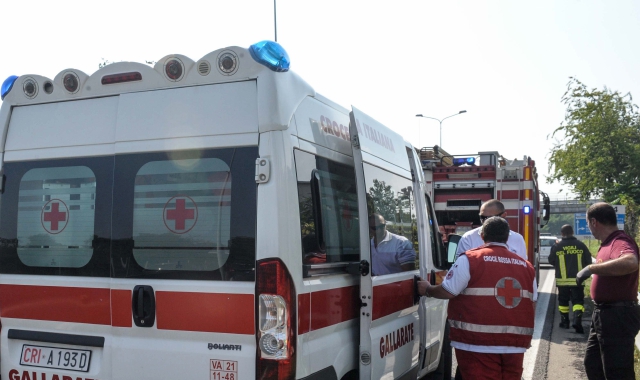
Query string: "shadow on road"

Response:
xmin=544 ymin=292 xmax=591 ymax=379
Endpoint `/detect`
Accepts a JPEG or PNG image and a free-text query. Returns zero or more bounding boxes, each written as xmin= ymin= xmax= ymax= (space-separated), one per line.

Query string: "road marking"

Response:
xmin=522 ymin=270 xmax=555 ymax=380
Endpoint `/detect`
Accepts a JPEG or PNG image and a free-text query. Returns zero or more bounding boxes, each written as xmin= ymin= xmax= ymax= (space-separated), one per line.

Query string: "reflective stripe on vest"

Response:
xmin=559 ymin=252 xmax=585 ymax=279
xmin=461 ymin=287 xmax=535 ymax=300
xmin=556 ymin=278 xmax=577 ymax=286
xmin=449 ymin=319 xmax=534 ymax=336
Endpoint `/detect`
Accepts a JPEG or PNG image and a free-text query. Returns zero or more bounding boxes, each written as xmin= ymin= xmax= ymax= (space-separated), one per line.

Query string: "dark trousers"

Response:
xmin=454 ymin=349 xmax=524 ymax=380
xmin=558 ymin=286 xmax=585 ymax=311
xmin=584 ymin=303 xmax=640 ymax=379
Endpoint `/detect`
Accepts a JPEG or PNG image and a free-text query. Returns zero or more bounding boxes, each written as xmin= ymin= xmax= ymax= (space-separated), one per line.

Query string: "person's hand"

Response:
xmin=576 ymin=266 xmax=592 ymax=286
xmin=417 ymin=280 xmax=431 ymax=297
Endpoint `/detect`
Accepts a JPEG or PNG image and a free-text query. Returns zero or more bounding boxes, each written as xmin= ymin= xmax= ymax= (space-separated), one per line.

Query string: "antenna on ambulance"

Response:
xmin=274 ymin=0 xmax=278 ymax=42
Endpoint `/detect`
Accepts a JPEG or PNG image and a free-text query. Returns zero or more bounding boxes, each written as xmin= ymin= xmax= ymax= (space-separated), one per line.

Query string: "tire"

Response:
xmin=423 ymin=322 xmax=452 ymax=380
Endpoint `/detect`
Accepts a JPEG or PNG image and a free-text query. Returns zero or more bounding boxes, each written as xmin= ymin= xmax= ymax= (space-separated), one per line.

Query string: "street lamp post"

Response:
xmin=416 ymin=110 xmax=467 ymax=148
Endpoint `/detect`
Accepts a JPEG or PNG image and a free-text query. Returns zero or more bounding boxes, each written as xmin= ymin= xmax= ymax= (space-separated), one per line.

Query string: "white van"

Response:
xmin=0 ymin=41 xmax=453 ymax=380
xmin=539 ymin=236 xmax=558 ymax=264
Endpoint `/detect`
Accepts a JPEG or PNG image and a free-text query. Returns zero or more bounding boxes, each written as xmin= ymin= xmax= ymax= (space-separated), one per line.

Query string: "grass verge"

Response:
xmin=635 ymin=347 xmax=640 ymax=380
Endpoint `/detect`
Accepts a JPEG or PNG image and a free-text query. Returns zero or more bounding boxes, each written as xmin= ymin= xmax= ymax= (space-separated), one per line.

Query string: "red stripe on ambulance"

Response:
xmin=156 ymin=291 xmax=254 ymax=334
xmin=298 ymin=286 xmax=359 ymax=334
xmin=0 ymin=285 xmax=110 ymax=325
xmin=111 ymin=289 xmax=132 ymax=328
xmin=373 ymin=279 xmax=414 ymax=320
xmin=0 ymin=285 xmax=255 ymax=334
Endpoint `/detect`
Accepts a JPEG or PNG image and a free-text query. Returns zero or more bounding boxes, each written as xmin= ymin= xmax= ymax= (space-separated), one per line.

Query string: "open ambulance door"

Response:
xmin=349 ymin=107 xmax=428 ymax=380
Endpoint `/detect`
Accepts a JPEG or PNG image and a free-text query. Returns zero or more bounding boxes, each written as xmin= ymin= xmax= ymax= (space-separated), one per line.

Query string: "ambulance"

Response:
xmin=0 ymin=41 xmax=453 ymax=380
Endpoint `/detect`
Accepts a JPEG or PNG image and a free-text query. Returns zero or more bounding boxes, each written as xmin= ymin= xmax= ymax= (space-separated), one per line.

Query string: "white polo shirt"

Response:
xmin=371 ymin=231 xmax=416 ymax=276
xmin=455 ymin=227 xmax=527 ymax=261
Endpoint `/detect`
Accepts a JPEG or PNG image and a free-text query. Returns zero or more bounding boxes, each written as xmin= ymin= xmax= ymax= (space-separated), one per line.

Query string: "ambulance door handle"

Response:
xmin=137 ymin=288 xmax=144 ymax=318
xmin=132 ymin=285 xmax=156 ymax=328
xmin=430 ymin=269 xmax=437 ymax=285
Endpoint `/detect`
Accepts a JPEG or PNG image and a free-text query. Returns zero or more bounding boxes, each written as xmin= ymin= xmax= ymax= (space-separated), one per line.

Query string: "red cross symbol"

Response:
xmin=495 ymin=277 xmax=522 ymax=309
xmin=163 ymin=196 xmax=198 ymax=234
xmin=41 ymin=200 xmax=69 ymax=234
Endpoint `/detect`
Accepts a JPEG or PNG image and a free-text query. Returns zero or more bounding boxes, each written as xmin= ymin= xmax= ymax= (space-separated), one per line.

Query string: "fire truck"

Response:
xmin=420 ymin=147 xmax=550 ymax=280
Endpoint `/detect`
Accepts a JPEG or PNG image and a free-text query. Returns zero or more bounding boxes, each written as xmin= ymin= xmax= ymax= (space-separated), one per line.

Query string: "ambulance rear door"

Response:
xmin=349 ymin=107 xmax=425 ymax=380
xmin=108 ymin=82 xmax=259 ymax=379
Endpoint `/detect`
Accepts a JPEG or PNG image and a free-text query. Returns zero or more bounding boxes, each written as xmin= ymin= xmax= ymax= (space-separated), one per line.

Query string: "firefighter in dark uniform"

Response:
xmin=548 ymin=224 xmax=592 ymax=333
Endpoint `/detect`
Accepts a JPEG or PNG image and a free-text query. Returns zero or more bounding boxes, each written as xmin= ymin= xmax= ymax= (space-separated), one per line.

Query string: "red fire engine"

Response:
xmin=421 ymin=147 xmax=550 ymax=280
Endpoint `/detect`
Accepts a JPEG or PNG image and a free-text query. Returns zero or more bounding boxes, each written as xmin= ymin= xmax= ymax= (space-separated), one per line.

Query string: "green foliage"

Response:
xmin=368 ymin=179 xmax=396 ymax=222
xmin=541 ymin=213 xmax=574 ymax=236
xmin=548 ymin=77 xmax=640 ymax=234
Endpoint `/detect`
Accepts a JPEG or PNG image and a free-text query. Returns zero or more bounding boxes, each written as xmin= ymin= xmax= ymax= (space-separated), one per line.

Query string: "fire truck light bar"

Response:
xmin=435 ymin=182 xmax=494 ymax=189
xmin=453 ymin=157 xmax=476 ymax=166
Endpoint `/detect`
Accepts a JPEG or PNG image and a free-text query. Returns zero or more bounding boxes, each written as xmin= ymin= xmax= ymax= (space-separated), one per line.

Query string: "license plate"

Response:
xmin=20 ymin=344 xmax=92 ymax=372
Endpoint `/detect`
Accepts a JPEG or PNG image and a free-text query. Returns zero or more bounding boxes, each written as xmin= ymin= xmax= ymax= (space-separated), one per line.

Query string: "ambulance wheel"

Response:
xmin=422 ymin=322 xmax=451 ymax=380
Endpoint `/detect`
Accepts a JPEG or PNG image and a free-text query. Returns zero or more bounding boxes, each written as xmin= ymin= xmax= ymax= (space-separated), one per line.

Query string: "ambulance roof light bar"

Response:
xmin=249 ymin=41 xmax=290 ymax=72
xmin=1 ymin=75 xmax=18 ymax=100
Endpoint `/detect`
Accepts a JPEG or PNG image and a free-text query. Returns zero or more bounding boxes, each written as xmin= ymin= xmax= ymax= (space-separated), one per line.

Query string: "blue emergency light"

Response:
xmin=523 ymin=205 xmax=531 ymax=214
xmin=249 ymin=41 xmax=290 ymax=72
xmin=452 ymin=157 xmax=475 ymax=166
xmin=1 ymin=75 xmax=18 ymax=100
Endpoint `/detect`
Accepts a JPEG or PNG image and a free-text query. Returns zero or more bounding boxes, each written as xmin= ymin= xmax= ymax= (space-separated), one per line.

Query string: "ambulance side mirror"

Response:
xmin=445 ymin=234 xmax=461 ymax=268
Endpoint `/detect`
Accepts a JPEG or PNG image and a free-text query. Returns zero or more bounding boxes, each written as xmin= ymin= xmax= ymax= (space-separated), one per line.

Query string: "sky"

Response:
xmin=2 ymin=0 xmax=640 ymax=200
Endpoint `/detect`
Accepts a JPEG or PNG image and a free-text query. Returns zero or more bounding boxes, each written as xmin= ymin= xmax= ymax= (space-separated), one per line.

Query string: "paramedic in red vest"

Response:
xmin=575 ymin=202 xmax=640 ymax=379
xmin=418 ymin=216 xmax=537 ymax=380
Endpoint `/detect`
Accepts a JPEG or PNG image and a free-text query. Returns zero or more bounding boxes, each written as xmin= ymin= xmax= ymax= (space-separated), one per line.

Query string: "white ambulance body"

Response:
xmin=0 ymin=42 xmax=452 ymax=380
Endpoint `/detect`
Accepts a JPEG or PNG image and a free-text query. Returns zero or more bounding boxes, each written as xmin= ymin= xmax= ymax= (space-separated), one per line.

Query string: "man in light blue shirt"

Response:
xmin=369 ymin=213 xmax=416 ymax=275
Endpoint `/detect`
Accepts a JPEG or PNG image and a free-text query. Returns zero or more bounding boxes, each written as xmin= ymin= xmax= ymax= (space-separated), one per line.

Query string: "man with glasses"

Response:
xmin=369 ymin=213 xmax=416 ymax=275
xmin=455 ymin=199 xmax=527 ymax=261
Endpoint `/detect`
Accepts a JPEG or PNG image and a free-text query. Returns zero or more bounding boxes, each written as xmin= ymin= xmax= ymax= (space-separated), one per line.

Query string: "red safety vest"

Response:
xmin=448 ymin=244 xmax=535 ymax=348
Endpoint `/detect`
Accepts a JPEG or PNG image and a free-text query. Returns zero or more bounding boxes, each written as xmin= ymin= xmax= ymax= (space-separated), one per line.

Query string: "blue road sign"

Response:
xmin=575 ymin=212 xmax=626 ymax=235
xmin=575 ymin=214 xmax=590 ymax=235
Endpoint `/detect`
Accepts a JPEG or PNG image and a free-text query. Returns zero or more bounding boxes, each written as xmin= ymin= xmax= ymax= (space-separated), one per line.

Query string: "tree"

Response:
xmin=368 ymin=179 xmax=396 ymax=222
xmin=541 ymin=213 xmax=574 ymax=236
xmin=548 ymin=77 xmax=640 ymax=235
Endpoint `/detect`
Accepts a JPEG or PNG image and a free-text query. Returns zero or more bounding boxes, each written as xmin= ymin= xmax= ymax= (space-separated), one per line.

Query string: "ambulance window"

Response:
xmin=129 ymin=158 xmax=232 ymax=272
xmin=363 ymin=164 xmax=419 ymax=276
xmin=0 ymin=156 xmax=112 ymax=277
xmin=111 ymin=147 xmax=257 ymax=281
xmin=295 ymin=150 xmax=359 ymax=271
xmin=16 ymin=166 xmax=96 ymax=268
